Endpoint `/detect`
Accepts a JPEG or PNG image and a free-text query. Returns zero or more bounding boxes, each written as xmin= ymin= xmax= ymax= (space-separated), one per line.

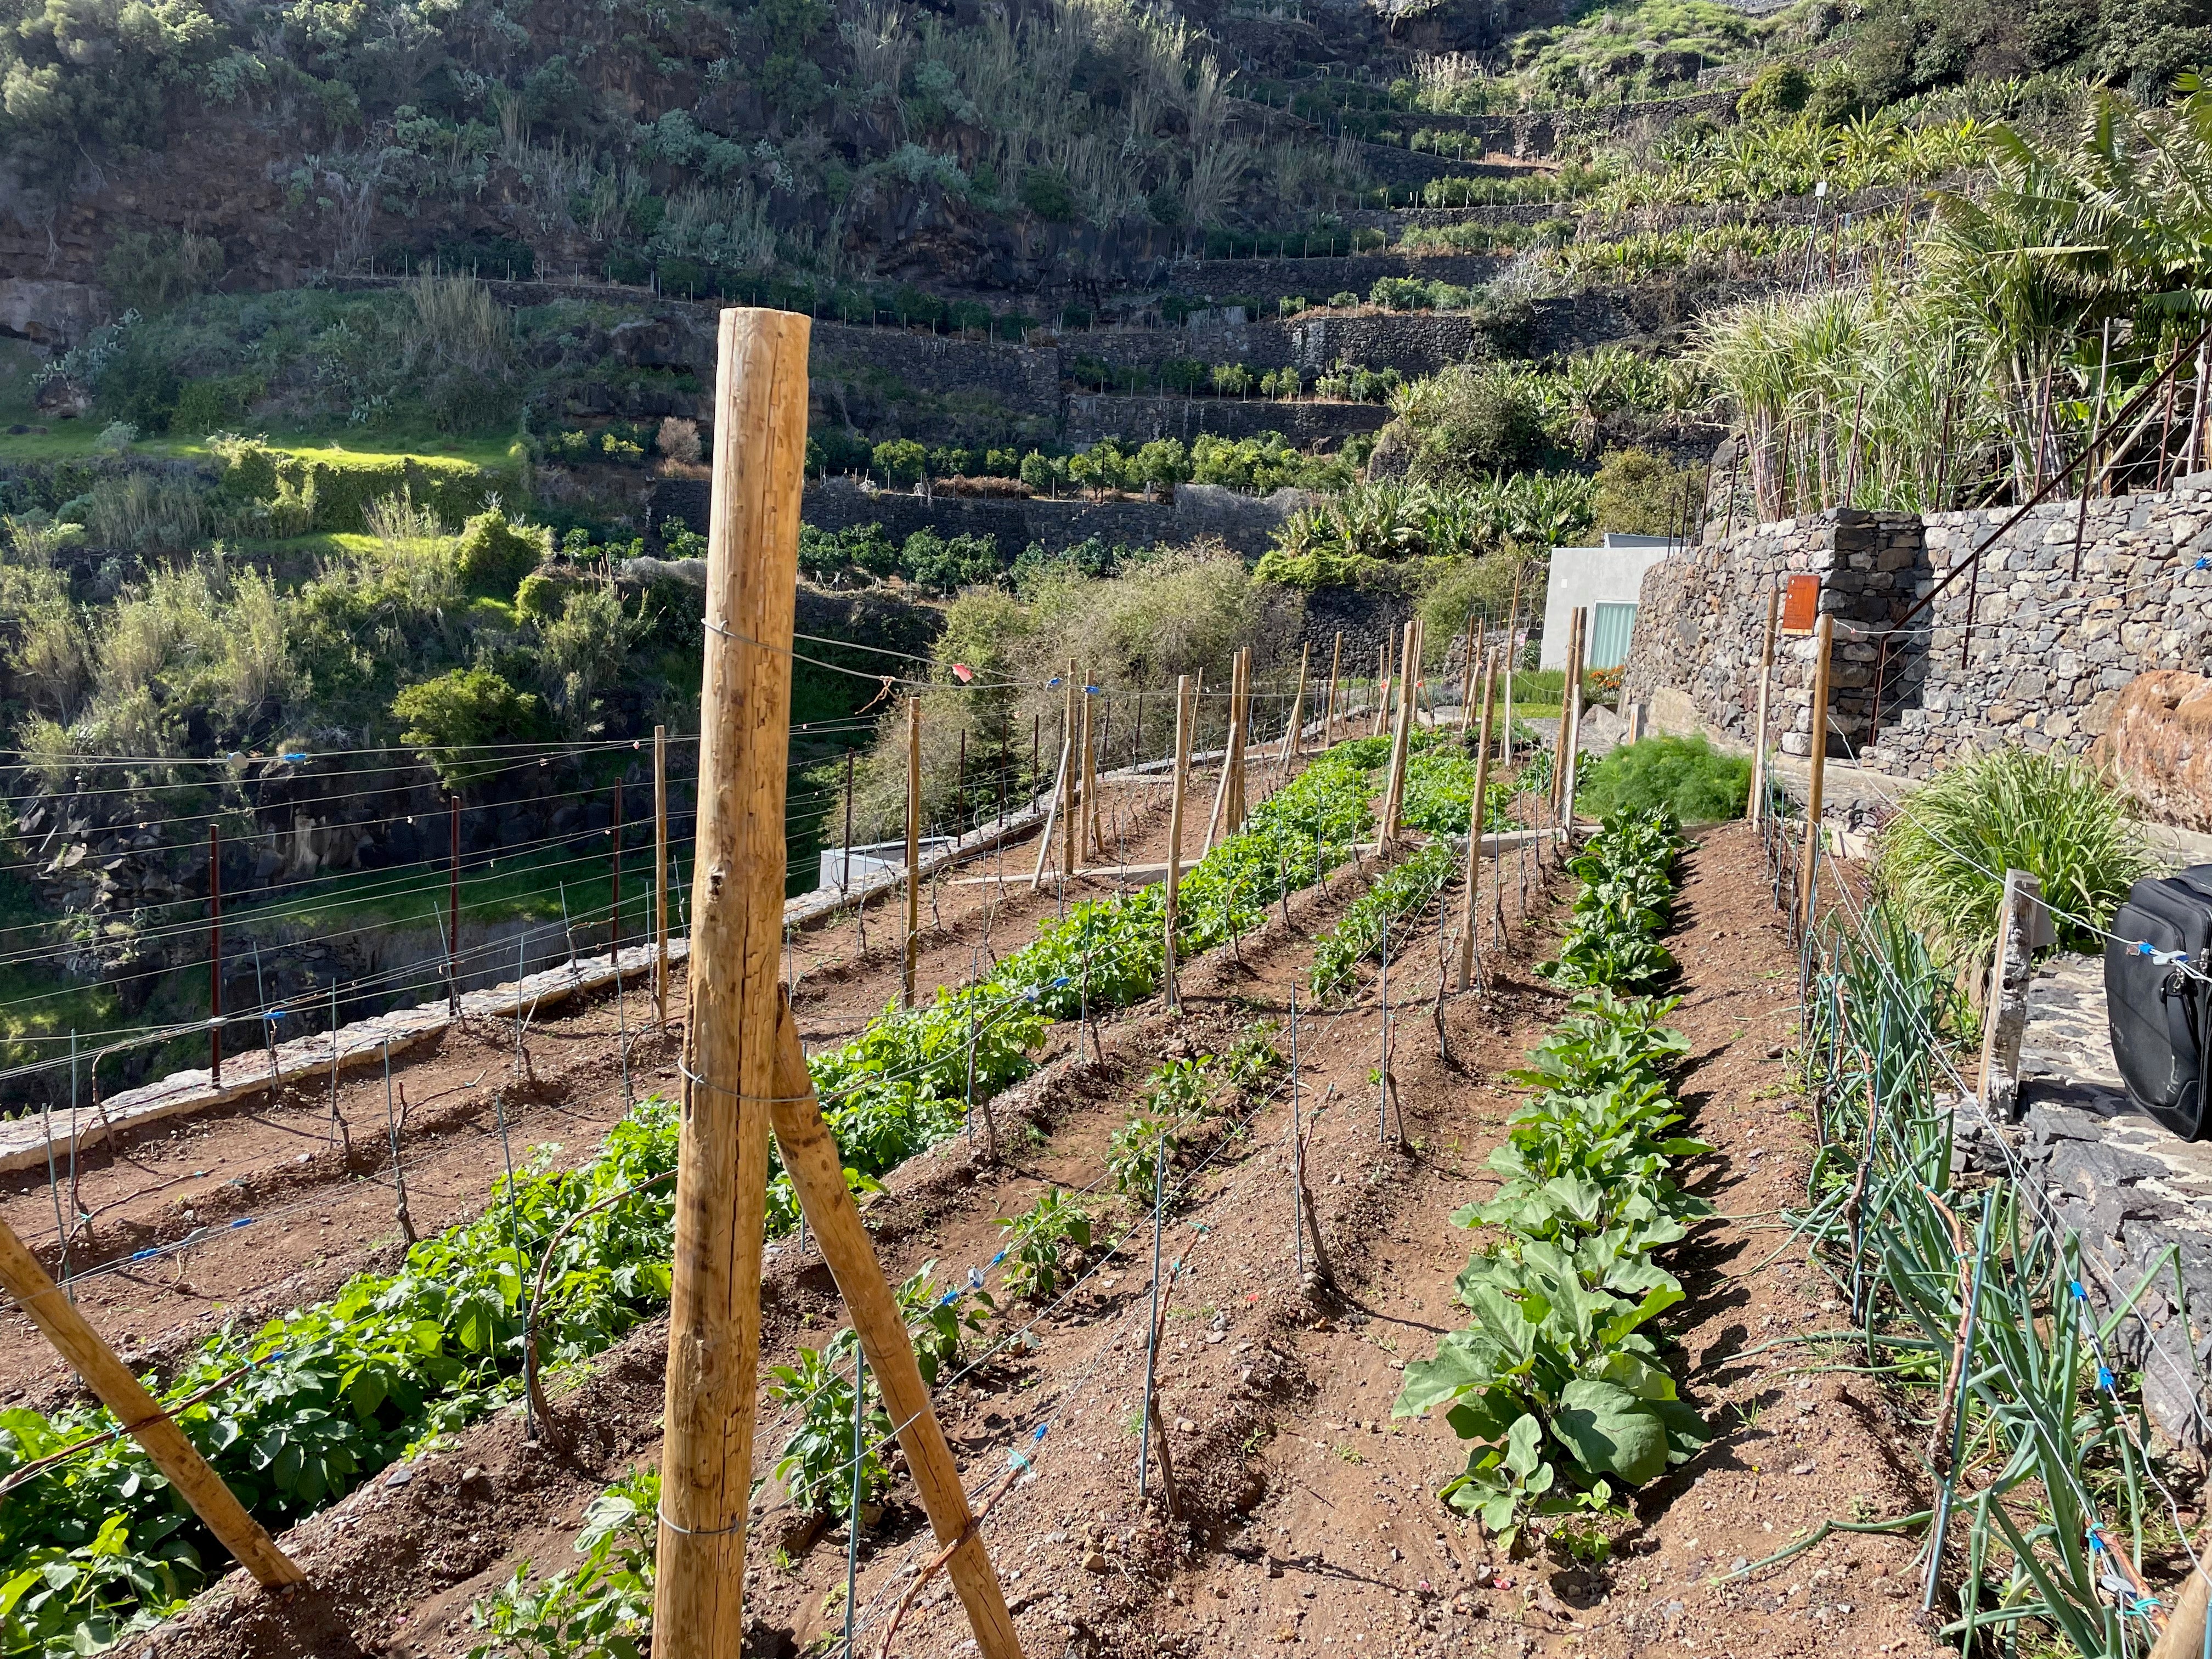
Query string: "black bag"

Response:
xmin=2106 ymin=865 xmax=2212 ymax=1140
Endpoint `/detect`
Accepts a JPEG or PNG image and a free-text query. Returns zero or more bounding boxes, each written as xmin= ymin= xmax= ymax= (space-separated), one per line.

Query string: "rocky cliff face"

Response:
xmin=2094 ymin=670 xmax=2212 ymax=833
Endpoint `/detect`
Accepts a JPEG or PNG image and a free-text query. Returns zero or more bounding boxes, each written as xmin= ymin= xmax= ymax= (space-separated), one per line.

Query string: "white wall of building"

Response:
xmin=1541 ymin=535 xmax=1678 ymax=670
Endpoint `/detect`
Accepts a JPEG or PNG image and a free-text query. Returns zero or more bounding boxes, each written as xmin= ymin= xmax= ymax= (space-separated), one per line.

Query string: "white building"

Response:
xmin=1541 ymin=534 xmax=1678 ymax=671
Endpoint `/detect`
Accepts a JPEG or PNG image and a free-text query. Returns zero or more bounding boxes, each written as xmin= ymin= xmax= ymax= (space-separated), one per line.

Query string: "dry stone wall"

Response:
xmin=1622 ymin=480 xmax=2212 ymax=778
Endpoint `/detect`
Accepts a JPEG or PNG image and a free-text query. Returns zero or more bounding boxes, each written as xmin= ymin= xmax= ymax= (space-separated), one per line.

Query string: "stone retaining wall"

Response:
xmin=1062 ymin=393 xmax=1389 ymax=447
xmin=1622 ymin=482 xmax=2212 ymax=777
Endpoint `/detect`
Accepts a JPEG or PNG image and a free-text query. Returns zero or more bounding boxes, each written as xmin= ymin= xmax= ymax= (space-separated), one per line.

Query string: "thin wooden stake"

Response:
xmin=653 ymin=304 xmax=809 ymax=1659
xmin=1164 ymin=675 xmax=1193 ymax=1015
xmin=1798 ymin=612 xmax=1835 ymax=935
xmin=1381 ymin=620 xmax=1417 ymax=843
xmin=1748 ymin=586 xmax=1779 ymax=828
xmin=904 ymin=695 xmax=922 ymax=1009
xmin=1320 ymin=631 xmax=1344 ymax=752
xmin=1278 ymin=639 xmax=1310 ymax=767
xmin=0 ymin=1216 xmax=306 ymax=1585
xmin=654 ymin=724 xmax=670 ymax=1029
xmin=767 ymin=996 xmax=1024 ymax=1659
xmin=1455 ymin=650 xmax=1497 ymax=992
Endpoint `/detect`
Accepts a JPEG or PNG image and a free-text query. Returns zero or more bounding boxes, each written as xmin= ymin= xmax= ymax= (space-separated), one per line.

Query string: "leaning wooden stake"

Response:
xmin=654 ymin=306 xmax=809 ymax=1659
xmin=768 ymin=995 xmax=1024 ymax=1659
xmin=654 ymin=724 xmax=670 ymax=1028
xmin=1278 ymin=640 xmax=1310 ymax=766
xmin=904 ymin=695 xmax=922 ymax=1009
xmin=1060 ymin=662 xmax=1079 ymax=882
xmin=1028 ymin=737 xmax=1071 ymax=895
xmin=1748 ymin=587 xmax=1779 ymax=830
xmin=0 ymin=1214 xmax=304 ymax=1586
xmin=1454 ymin=650 xmax=1498 ymax=992
xmin=1164 ymin=675 xmax=1193 ymax=1015
xmin=1797 ymin=611 xmax=1835 ymax=935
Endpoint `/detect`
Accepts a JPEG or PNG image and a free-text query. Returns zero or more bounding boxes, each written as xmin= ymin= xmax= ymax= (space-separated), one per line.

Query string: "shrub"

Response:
xmin=1876 ymin=746 xmax=2157 ymax=976
xmin=655 ymin=416 xmax=702 ymax=464
xmin=1576 ymin=736 xmax=1750 ymax=824
xmin=394 ymin=668 xmax=549 ymax=788
xmin=872 ymin=439 xmax=926 ymax=487
xmin=1736 ymin=63 xmax=1810 ymax=121
xmin=453 ymin=510 xmax=546 ymax=598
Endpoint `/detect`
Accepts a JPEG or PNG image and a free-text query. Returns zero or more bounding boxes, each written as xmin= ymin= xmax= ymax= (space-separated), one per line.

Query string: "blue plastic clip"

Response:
xmin=281 ymin=751 xmax=308 ymax=762
xmin=989 ymin=1250 xmax=1007 ymax=1267
xmin=130 ymin=1246 xmax=160 ymax=1262
xmin=1047 ymin=676 xmax=1063 ymax=688
xmin=2070 ymin=1280 xmax=2087 ymax=1300
xmin=2098 ymin=1365 xmax=2116 ymax=1390
xmin=1031 ymin=1422 xmax=1048 ymax=1440
xmin=229 ymin=1217 xmax=253 ymax=1230
xmin=2196 ymin=557 xmax=2210 ymax=571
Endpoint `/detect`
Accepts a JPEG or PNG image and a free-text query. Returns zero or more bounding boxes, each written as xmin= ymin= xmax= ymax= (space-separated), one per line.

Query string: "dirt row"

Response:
xmin=0 ymin=771 xmax=1195 ymax=1404
xmin=122 ymin=815 xmax=1960 ymax=1659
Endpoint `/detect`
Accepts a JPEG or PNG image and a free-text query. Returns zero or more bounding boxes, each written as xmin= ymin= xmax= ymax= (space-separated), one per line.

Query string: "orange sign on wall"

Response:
xmin=1779 ymin=573 xmax=1821 ymax=635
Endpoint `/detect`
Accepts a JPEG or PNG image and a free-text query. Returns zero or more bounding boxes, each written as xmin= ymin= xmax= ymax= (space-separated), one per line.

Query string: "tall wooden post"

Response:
xmin=1081 ymin=680 xmax=1100 ymax=858
xmin=653 ymin=305 xmax=809 ymax=1659
xmin=766 ymin=999 xmax=1024 ymax=1659
xmin=654 ymin=724 xmax=670 ymax=1028
xmin=1227 ymin=647 xmax=1251 ymax=830
xmin=0 ymin=1216 xmax=305 ymax=1587
xmin=208 ymin=825 xmax=222 ymax=1085
xmin=449 ymin=795 xmax=462 ymax=1013
xmin=1381 ymin=619 xmax=1417 ymax=843
xmin=1748 ymin=587 xmax=1779 ymax=830
xmin=1164 ymin=675 xmax=1193 ymax=1014
xmin=1798 ymin=612 xmax=1835 ymax=935
xmin=1279 ymin=640 xmax=1311 ymax=764
xmin=904 ymin=695 xmax=922 ymax=1009
xmin=1371 ymin=641 xmax=1390 ymax=737
xmin=1060 ymin=662 xmax=1079 ymax=881
xmin=1455 ymin=650 xmax=1498 ymax=991
xmin=1558 ymin=607 xmax=1587 ymax=831
xmin=1323 ymin=630 xmax=1342 ymax=749
xmin=1459 ymin=616 xmax=1482 ymax=730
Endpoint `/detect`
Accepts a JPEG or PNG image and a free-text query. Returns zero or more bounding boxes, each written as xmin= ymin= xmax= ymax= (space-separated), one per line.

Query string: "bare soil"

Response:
xmin=20 ymin=806 xmax=1954 ymax=1659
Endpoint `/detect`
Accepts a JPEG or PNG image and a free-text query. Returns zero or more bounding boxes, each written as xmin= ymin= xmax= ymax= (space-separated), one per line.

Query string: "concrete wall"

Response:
xmin=1542 ymin=541 xmax=1677 ymax=670
xmin=1621 ymin=483 xmax=2212 ymax=778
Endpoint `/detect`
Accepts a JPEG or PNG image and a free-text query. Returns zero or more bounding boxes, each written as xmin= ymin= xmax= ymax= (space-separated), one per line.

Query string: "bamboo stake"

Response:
xmin=1322 ymin=630 xmax=1342 ymax=749
xmin=1455 ymin=650 xmax=1497 ymax=992
xmin=653 ymin=305 xmax=809 ymax=1659
xmin=904 ymin=695 xmax=922 ymax=1009
xmin=0 ymin=1215 xmax=306 ymax=1585
xmin=1748 ymin=588 xmax=1779 ymax=830
xmin=768 ymin=997 xmax=1023 ymax=1659
xmin=654 ymin=724 xmax=670 ymax=1028
xmin=1230 ymin=647 xmax=1252 ymax=830
xmin=1798 ymin=612 xmax=1835 ymax=935
xmin=1164 ymin=675 xmax=1193 ymax=1015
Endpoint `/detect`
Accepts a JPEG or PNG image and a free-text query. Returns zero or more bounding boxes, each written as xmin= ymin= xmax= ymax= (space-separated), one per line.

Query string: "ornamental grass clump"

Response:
xmin=1875 ymin=746 xmax=2154 ymax=977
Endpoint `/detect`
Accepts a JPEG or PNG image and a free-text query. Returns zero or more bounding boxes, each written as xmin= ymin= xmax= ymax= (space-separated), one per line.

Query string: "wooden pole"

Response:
xmin=1381 ymin=619 xmax=1417 ymax=843
xmin=654 ymin=724 xmax=670 ymax=1028
xmin=1455 ymin=649 xmax=1498 ymax=992
xmin=904 ymin=695 xmax=922 ymax=1009
xmin=1081 ymin=680 xmax=1099 ymax=858
xmin=1228 ymin=647 xmax=1251 ymax=830
xmin=1164 ymin=675 xmax=1193 ymax=1014
xmin=2150 ymin=1537 xmax=2212 ymax=1659
xmin=1797 ymin=612 xmax=1835 ymax=935
xmin=1278 ymin=640 xmax=1310 ymax=765
xmin=1748 ymin=588 xmax=1779 ymax=829
xmin=1028 ymin=737 xmax=1071 ymax=894
xmin=1460 ymin=616 xmax=1483 ymax=730
xmin=767 ymin=997 xmax=1024 ymax=1659
xmin=1323 ymin=630 xmax=1342 ymax=749
xmin=208 ymin=824 xmax=221 ymax=1086
xmin=1370 ymin=640 xmax=1390 ymax=737
xmin=0 ymin=1215 xmax=306 ymax=1587
xmin=1060 ymin=662 xmax=1079 ymax=882
xmin=1201 ymin=712 xmax=1235 ymax=855
xmin=1558 ymin=607 xmax=1587 ymax=830
xmin=653 ymin=304 xmax=809 ymax=1659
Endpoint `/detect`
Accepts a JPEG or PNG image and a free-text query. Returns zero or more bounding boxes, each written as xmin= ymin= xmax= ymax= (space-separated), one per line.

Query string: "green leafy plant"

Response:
xmin=895 ymin=1261 xmax=993 ymax=1386
xmin=466 ymin=1469 xmax=660 ymax=1659
xmin=768 ymin=1334 xmax=892 ymax=1516
xmin=1541 ymin=809 xmax=1685 ymax=990
xmin=1311 ymin=839 xmax=1459 ymax=996
xmin=994 ymin=1189 xmax=1093 ymax=1301
xmin=1576 ymin=735 xmax=1750 ymax=823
